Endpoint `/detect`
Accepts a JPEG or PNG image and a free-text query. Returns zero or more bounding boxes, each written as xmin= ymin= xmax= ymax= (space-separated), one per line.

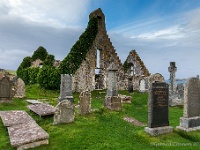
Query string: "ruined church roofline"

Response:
xmin=89 ymin=8 xmax=106 ymax=31
xmin=129 ymin=50 xmax=150 ymax=76
xmin=89 ymin=8 xmax=105 ymax=20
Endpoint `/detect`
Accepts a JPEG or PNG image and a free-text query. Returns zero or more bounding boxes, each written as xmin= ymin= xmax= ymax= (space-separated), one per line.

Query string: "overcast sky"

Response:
xmin=1 ymin=0 xmax=200 ymax=79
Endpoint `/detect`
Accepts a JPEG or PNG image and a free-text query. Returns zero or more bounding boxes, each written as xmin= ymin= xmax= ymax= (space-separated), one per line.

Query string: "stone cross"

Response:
xmin=106 ymin=62 xmax=118 ymax=96
xmin=168 ymin=62 xmax=177 ymax=95
xmin=105 ymin=61 xmax=121 ymax=111
xmin=58 ymin=74 xmax=74 ymax=103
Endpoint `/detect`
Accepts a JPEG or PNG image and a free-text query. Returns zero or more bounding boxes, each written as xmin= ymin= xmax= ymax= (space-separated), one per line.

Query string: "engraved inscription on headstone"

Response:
xmin=151 ymin=83 xmax=169 ymax=128
xmin=145 ymin=82 xmax=173 ymax=136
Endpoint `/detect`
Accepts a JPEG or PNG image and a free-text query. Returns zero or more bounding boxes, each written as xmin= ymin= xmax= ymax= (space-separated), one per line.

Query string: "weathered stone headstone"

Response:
xmin=79 ymin=91 xmax=91 ymax=115
xmin=176 ymin=83 xmax=184 ymax=100
xmin=139 ymin=78 xmax=148 ymax=93
xmin=128 ymin=77 xmax=133 ymax=93
xmin=0 ymin=76 xmax=13 ymax=102
xmin=177 ymin=77 xmax=200 ymax=131
xmin=53 ymin=100 xmax=75 ymax=125
xmin=148 ymin=73 xmax=165 ymax=89
xmin=133 ymin=75 xmax=140 ymax=91
xmin=105 ymin=62 xmax=121 ymax=111
xmin=13 ymin=78 xmax=25 ymax=98
xmin=145 ymin=82 xmax=173 ymax=136
xmin=58 ymin=74 xmax=74 ymax=103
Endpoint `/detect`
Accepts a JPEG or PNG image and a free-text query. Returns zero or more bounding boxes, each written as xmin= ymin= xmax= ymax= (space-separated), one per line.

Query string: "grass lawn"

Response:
xmin=0 ymin=84 xmax=200 ymax=150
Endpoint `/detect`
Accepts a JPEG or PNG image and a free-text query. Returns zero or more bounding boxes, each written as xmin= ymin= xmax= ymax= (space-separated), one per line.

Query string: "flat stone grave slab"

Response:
xmin=0 ymin=111 xmax=35 ymax=127
xmin=123 ymin=116 xmax=146 ymax=126
xmin=8 ymin=122 xmax=49 ymax=150
xmin=27 ymin=103 xmax=55 ymax=117
xmin=26 ymin=99 xmax=43 ymax=104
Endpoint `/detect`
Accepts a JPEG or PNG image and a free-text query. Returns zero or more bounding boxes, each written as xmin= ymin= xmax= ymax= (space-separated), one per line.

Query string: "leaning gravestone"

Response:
xmin=105 ymin=61 xmax=121 ymax=111
xmin=79 ymin=91 xmax=91 ymax=115
xmin=13 ymin=78 xmax=25 ymax=98
xmin=58 ymin=74 xmax=74 ymax=103
xmin=145 ymin=82 xmax=173 ymax=136
xmin=0 ymin=76 xmax=13 ymax=102
xmin=53 ymin=100 xmax=75 ymax=125
xmin=177 ymin=77 xmax=200 ymax=131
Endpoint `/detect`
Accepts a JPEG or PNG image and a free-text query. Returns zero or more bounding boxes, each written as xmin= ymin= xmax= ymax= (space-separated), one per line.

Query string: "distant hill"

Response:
xmin=166 ymin=79 xmax=187 ymax=84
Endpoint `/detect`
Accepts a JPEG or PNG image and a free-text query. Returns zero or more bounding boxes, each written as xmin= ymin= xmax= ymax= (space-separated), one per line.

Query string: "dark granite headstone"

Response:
xmin=145 ymin=82 xmax=173 ymax=135
xmin=128 ymin=77 xmax=133 ymax=93
xmin=150 ymin=82 xmax=169 ymax=128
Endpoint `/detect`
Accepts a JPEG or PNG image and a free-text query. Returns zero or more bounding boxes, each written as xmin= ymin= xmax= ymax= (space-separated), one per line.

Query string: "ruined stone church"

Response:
xmin=71 ymin=8 xmax=150 ymax=92
xmin=24 ymin=8 xmax=150 ymax=92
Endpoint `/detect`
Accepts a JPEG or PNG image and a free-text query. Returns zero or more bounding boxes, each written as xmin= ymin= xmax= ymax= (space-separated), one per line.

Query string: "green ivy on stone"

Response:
xmin=59 ymin=17 xmax=98 ymax=74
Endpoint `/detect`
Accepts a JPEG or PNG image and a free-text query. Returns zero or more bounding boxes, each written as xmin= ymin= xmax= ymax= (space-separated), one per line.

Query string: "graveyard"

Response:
xmin=1 ymin=8 xmax=200 ymax=150
xmin=0 ymin=83 xmax=200 ymax=150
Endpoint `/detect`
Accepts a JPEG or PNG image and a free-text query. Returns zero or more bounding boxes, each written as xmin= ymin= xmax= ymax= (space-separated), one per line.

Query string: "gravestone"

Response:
xmin=53 ymin=100 xmax=75 ymax=125
xmin=176 ymin=83 xmax=184 ymax=100
xmin=128 ymin=77 xmax=133 ymax=93
xmin=0 ymin=76 xmax=13 ymax=102
xmin=13 ymin=78 xmax=25 ymax=98
xmin=148 ymin=73 xmax=165 ymax=89
xmin=58 ymin=74 xmax=74 ymax=103
xmin=105 ymin=62 xmax=121 ymax=111
xmin=169 ymin=83 xmax=184 ymax=106
xmin=0 ymin=110 xmax=49 ymax=149
xmin=177 ymin=77 xmax=200 ymax=131
xmin=118 ymin=94 xmax=132 ymax=103
xmin=79 ymin=91 xmax=91 ymax=115
xmin=0 ymin=110 xmax=35 ymax=127
xmin=27 ymin=103 xmax=55 ymax=117
xmin=145 ymin=82 xmax=173 ymax=136
xmin=168 ymin=62 xmax=177 ymax=105
xmin=139 ymin=78 xmax=148 ymax=93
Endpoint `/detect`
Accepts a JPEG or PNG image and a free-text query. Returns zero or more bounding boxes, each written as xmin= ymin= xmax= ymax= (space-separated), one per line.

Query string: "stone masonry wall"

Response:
xmin=72 ymin=8 xmax=126 ymax=92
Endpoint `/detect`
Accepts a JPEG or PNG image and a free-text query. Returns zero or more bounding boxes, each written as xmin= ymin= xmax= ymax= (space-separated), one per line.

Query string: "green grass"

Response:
xmin=1 ymin=85 xmax=200 ymax=150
